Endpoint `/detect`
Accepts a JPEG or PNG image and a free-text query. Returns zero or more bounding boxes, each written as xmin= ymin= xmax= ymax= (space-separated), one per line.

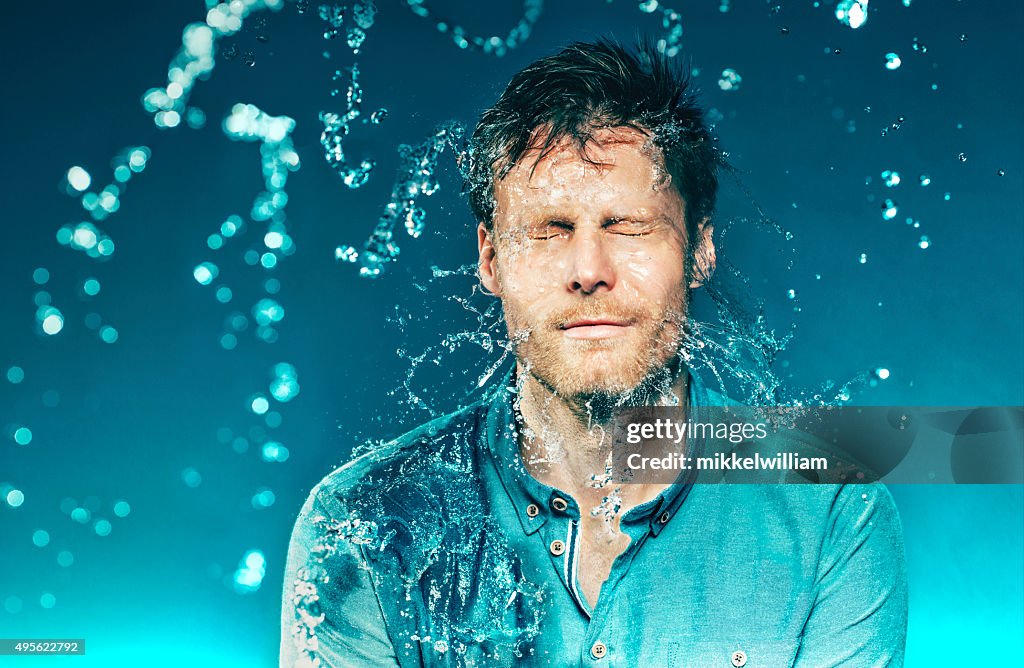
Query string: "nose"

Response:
xmin=566 ymin=228 xmax=616 ymax=295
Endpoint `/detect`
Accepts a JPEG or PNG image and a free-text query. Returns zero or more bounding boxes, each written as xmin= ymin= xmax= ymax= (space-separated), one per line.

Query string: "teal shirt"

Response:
xmin=280 ymin=371 xmax=908 ymax=667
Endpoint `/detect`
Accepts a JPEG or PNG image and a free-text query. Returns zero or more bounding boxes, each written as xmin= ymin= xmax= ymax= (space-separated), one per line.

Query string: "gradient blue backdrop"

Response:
xmin=1 ymin=1 xmax=1021 ymax=665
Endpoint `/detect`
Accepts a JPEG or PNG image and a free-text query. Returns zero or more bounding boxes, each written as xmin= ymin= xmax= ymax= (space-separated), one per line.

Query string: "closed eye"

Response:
xmin=529 ymin=220 xmax=573 ymax=240
xmin=604 ymin=218 xmax=654 ymax=236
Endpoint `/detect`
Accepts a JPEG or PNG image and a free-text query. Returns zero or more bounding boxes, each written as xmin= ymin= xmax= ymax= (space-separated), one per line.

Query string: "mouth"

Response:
xmin=559 ymin=318 xmax=634 ymax=340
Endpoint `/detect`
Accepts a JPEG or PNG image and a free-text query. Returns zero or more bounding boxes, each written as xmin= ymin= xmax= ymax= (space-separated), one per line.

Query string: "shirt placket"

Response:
xmin=575 ymin=503 xmax=661 ymax=667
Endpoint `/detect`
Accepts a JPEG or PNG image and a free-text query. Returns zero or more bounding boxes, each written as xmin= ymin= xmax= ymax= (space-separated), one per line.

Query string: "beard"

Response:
xmin=504 ymin=290 xmax=689 ymax=417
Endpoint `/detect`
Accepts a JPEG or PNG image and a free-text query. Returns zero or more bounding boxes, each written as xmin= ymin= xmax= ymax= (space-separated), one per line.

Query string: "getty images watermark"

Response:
xmin=622 ymin=417 xmax=828 ymax=474
xmin=609 ymin=405 xmax=1023 ymax=484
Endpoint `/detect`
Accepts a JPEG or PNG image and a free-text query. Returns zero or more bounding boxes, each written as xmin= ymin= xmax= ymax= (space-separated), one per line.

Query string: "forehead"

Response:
xmin=493 ymin=127 xmax=683 ymax=216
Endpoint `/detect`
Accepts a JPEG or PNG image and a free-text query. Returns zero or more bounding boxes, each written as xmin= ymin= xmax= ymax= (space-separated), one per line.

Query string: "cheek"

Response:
xmin=496 ymin=248 xmax=567 ymax=297
xmin=616 ymin=247 xmax=687 ymax=307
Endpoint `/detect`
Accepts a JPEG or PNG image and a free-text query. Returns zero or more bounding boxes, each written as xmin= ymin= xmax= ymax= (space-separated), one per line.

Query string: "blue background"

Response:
xmin=1 ymin=1 xmax=1021 ymax=664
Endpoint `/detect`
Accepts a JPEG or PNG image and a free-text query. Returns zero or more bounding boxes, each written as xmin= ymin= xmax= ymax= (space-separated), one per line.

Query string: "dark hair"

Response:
xmin=466 ymin=38 xmax=720 ymax=237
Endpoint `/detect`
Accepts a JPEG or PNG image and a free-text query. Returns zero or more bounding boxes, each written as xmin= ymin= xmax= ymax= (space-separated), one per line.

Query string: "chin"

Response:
xmin=548 ymin=357 xmax=653 ymax=399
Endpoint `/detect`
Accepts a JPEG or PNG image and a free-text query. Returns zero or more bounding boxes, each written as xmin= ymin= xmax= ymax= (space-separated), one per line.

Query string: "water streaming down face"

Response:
xmin=481 ymin=128 xmax=695 ymax=405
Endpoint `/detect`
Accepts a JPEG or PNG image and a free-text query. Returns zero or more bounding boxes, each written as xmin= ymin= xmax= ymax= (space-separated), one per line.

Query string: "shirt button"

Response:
xmin=549 ymin=539 xmax=566 ymax=556
xmin=526 ymin=503 xmax=539 ymax=518
xmin=731 ymin=650 xmax=747 ymax=667
xmin=658 ymin=511 xmax=670 ymax=524
xmin=590 ymin=641 xmax=607 ymax=659
xmin=551 ymin=497 xmax=569 ymax=512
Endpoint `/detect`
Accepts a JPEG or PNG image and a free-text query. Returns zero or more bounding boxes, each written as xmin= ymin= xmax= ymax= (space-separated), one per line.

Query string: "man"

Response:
xmin=281 ymin=40 xmax=907 ymax=667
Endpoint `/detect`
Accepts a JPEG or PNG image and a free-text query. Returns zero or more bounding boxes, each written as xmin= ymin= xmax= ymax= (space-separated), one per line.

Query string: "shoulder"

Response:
xmin=824 ymin=482 xmax=904 ymax=540
xmin=306 ymin=398 xmax=492 ymax=536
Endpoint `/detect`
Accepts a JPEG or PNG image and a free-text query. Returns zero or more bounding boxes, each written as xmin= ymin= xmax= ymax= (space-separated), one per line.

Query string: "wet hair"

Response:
xmin=466 ymin=38 xmax=721 ymax=237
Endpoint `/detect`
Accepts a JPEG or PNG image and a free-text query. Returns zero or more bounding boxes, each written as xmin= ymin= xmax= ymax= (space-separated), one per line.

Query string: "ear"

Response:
xmin=477 ymin=222 xmax=501 ymax=296
xmin=689 ymin=217 xmax=716 ymax=289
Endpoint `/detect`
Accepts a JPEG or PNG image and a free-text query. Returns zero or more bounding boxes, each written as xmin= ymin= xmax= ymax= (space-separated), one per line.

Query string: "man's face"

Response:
xmin=478 ymin=127 xmax=714 ymax=400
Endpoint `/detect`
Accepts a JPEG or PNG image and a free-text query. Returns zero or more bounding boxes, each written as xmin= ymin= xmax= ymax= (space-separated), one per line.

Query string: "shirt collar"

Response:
xmin=482 ymin=365 xmax=714 ymax=537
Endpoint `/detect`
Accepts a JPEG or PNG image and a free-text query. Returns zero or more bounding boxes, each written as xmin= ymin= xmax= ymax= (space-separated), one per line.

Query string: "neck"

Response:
xmin=514 ymin=363 xmax=689 ymax=505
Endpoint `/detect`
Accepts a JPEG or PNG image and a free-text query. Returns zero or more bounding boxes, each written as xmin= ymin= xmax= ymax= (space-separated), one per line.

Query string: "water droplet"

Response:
xmin=251 ymin=395 xmax=270 ymax=415
xmin=835 ymin=0 xmax=868 ymax=29
xmin=13 ymin=427 xmax=33 ymax=445
xmin=193 ymin=262 xmax=219 ymax=285
xmin=41 ymin=310 xmax=64 ymax=336
xmin=182 ymin=468 xmax=202 ymax=488
xmin=6 ymin=489 xmax=25 ymax=507
xmin=718 ymin=68 xmax=742 ymax=91
xmin=918 ymin=235 xmax=930 ymax=249
xmin=65 ymin=167 xmax=92 ymax=196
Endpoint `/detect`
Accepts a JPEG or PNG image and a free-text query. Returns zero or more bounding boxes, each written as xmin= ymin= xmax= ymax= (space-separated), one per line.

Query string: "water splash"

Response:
xmin=634 ymin=1 xmax=685 ymax=56
xmin=335 ymin=123 xmax=467 ymax=277
xmin=142 ymin=0 xmax=285 ymax=127
xmin=319 ymin=65 xmax=381 ymax=188
xmin=404 ymin=0 xmax=543 ymax=56
xmin=219 ymin=103 xmax=300 ymax=348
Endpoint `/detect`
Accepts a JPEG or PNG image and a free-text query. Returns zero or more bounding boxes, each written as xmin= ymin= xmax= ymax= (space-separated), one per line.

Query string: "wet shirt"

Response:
xmin=280 ymin=371 xmax=908 ymax=667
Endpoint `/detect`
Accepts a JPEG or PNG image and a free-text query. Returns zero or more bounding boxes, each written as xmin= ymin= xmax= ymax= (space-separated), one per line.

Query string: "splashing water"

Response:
xmin=289 ymin=449 xmax=546 ymax=664
xmin=634 ymin=1 xmax=685 ymax=56
xmin=142 ymin=0 xmax=286 ymax=127
xmin=319 ymin=65 xmax=380 ymax=188
xmin=403 ymin=0 xmax=543 ymax=56
xmin=335 ymin=123 xmax=467 ymax=277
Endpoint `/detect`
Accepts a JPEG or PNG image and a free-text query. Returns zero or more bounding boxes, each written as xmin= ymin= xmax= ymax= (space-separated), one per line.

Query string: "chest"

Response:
xmin=575 ymin=515 xmax=633 ymax=608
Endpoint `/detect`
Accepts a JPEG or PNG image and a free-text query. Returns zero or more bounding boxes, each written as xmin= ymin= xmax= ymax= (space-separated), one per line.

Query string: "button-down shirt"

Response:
xmin=281 ymin=370 xmax=907 ymax=667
